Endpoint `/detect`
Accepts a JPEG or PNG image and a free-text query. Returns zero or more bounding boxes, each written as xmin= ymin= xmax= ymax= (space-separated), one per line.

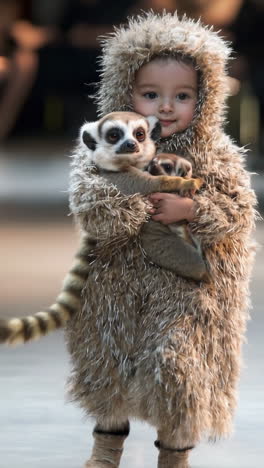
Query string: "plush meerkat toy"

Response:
xmin=0 ymin=111 xmax=206 ymax=347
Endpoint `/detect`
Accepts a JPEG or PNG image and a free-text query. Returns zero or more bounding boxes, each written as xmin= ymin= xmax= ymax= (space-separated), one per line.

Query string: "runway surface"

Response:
xmin=0 ymin=220 xmax=263 ymax=468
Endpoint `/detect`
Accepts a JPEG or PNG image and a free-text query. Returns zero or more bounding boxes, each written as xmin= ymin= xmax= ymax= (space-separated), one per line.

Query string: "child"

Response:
xmin=67 ymin=12 xmax=257 ymax=467
xmin=132 ymin=53 xmax=198 ymax=230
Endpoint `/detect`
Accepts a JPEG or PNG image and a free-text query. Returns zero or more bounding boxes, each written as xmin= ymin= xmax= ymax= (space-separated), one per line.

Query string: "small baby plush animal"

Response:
xmin=143 ymin=152 xmax=208 ymax=276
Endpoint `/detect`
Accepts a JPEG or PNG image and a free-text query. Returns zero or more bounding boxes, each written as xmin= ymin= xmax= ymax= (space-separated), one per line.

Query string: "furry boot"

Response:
xmin=85 ymin=422 xmax=130 ymax=468
xmin=155 ymin=440 xmax=194 ymax=468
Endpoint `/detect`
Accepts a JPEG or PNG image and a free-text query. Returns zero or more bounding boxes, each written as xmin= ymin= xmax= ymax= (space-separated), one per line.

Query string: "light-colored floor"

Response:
xmin=0 ymin=219 xmax=263 ymax=468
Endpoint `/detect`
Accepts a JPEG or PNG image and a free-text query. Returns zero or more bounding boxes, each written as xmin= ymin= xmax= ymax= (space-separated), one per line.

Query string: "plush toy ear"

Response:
xmin=82 ymin=130 xmax=97 ymax=151
xmin=146 ymin=116 xmax=161 ymax=141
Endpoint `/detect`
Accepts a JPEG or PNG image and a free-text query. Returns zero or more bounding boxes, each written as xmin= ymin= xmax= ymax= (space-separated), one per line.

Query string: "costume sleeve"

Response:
xmin=69 ymin=169 xmax=149 ymax=246
xmin=189 ymin=163 xmax=257 ymax=247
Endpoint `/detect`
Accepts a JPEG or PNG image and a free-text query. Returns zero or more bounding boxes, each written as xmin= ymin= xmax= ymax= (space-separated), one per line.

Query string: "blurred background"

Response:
xmin=0 ymin=1 xmax=263 ymax=467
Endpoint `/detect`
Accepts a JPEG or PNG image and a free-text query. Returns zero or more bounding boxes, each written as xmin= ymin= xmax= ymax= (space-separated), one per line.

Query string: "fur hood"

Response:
xmin=95 ymin=11 xmax=232 ymax=155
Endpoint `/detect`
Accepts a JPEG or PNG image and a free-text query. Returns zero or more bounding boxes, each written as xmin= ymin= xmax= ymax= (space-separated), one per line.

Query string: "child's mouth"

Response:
xmin=160 ymin=120 xmax=174 ymax=127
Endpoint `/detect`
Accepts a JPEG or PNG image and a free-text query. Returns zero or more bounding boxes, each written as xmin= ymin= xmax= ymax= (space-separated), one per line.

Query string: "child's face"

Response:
xmin=132 ymin=59 xmax=197 ymax=138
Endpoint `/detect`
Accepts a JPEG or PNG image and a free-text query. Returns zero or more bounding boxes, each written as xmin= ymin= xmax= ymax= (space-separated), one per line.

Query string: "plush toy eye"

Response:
xmin=135 ymin=127 xmax=145 ymax=142
xmin=108 ymin=132 xmax=119 ymax=142
xmin=161 ymin=163 xmax=173 ymax=174
xmin=106 ymin=127 xmax=123 ymax=144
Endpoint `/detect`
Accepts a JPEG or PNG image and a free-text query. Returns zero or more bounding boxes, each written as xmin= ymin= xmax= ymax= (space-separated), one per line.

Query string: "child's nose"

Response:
xmin=159 ymin=99 xmax=174 ymax=113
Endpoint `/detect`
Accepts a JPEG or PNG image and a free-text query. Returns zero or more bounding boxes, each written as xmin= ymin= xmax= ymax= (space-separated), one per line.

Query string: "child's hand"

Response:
xmin=148 ymin=193 xmax=195 ymax=224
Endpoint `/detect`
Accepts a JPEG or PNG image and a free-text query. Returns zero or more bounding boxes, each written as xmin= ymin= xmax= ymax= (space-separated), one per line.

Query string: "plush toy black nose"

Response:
xmin=117 ymin=139 xmax=138 ymax=153
xmin=125 ymin=140 xmax=137 ymax=150
xmin=148 ymin=160 xmax=162 ymax=175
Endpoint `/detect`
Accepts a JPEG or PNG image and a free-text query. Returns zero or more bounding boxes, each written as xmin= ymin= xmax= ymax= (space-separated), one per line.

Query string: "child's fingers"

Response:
xmin=149 ymin=193 xmax=181 ymax=201
xmin=147 ymin=207 xmax=156 ymax=214
xmin=151 ymin=200 xmax=160 ymax=207
xmin=149 ymin=192 xmax=166 ymax=201
xmin=151 ymin=213 xmax=165 ymax=222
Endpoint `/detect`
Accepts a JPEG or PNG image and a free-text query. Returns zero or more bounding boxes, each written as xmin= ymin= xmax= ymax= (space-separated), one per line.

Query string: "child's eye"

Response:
xmin=144 ymin=92 xmax=158 ymax=100
xmin=176 ymin=92 xmax=189 ymax=101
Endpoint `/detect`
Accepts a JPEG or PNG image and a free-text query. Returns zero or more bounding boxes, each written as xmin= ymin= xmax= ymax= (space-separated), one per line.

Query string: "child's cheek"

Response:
xmin=136 ymin=103 xmax=151 ymax=116
xmin=132 ymin=96 xmax=155 ymax=118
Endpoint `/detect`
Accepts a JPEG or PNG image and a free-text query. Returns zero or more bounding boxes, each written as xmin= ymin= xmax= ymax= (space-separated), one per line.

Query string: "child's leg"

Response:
xmin=155 ymin=428 xmax=195 ymax=468
xmin=85 ymin=420 xmax=130 ymax=468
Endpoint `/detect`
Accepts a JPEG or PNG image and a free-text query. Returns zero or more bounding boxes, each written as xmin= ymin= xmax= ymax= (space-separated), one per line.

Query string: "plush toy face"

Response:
xmin=80 ymin=111 xmax=161 ymax=171
xmin=148 ymin=153 xmax=193 ymax=178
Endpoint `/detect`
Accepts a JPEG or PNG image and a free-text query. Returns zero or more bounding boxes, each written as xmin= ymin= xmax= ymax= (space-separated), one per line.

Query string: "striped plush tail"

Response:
xmin=0 ymin=236 xmax=92 ymax=345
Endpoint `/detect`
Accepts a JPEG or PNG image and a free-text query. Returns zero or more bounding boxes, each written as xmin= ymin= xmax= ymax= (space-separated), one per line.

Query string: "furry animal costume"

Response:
xmin=67 ymin=11 xmax=257 ymax=462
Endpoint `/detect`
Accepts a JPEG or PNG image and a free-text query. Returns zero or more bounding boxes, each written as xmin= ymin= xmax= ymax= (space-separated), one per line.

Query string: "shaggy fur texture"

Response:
xmin=66 ymin=12 xmax=257 ymax=449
